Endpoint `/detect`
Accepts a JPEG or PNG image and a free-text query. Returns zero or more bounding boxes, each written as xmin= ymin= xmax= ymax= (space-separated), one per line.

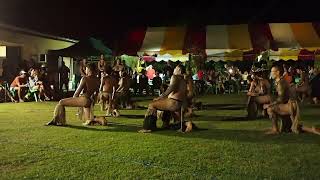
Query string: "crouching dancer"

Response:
xmin=46 ymin=63 xmax=104 ymax=126
xmin=263 ymin=65 xmax=320 ymax=135
xmin=139 ymin=65 xmax=193 ymax=133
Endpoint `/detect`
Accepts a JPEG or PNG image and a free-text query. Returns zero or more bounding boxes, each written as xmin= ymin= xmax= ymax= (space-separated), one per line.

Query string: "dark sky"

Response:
xmin=0 ymin=0 xmax=319 ymax=42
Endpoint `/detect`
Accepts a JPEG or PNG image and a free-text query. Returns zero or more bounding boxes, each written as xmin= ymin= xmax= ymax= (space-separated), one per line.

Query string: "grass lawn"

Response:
xmin=1 ymin=94 xmax=320 ymax=179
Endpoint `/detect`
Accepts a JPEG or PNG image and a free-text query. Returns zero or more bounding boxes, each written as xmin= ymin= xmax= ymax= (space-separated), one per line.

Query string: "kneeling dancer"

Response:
xmin=264 ymin=65 xmax=320 ymax=135
xmin=139 ymin=65 xmax=193 ymax=133
xmin=46 ymin=63 xmax=104 ymax=126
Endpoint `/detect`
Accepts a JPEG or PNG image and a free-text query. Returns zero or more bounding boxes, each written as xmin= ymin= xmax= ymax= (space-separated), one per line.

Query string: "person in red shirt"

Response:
xmin=10 ymin=70 xmax=28 ymax=102
xmin=197 ymin=69 xmax=205 ymax=93
xmin=197 ymin=69 xmax=204 ymax=80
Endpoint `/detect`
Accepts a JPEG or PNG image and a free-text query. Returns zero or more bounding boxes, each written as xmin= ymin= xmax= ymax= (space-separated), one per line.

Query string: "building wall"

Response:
xmin=0 ymin=27 xmax=75 ymax=60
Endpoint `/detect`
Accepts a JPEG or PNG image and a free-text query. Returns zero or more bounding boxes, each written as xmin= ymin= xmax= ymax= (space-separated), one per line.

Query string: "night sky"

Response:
xmin=0 ymin=0 xmax=319 ymax=43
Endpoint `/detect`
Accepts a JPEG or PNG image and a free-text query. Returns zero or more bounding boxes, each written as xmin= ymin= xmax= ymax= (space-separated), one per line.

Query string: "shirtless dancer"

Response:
xmin=184 ymin=70 xmax=195 ymax=117
xmin=46 ymin=63 xmax=101 ymax=126
xmin=99 ymin=66 xmax=117 ymax=115
xmin=264 ymin=65 xmax=320 ymax=135
xmin=247 ymin=69 xmax=271 ymax=119
xmin=113 ymin=71 xmax=132 ymax=117
xmin=139 ymin=65 xmax=192 ymax=133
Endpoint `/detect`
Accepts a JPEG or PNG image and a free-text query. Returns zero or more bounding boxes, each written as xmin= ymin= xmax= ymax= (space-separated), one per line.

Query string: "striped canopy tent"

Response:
xmin=269 ymin=48 xmax=300 ymax=61
xmin=204 ymin=24 xmax=274 ymax=61
xmin=206 ymin=49 xmax=244 ymax=62
xmin=116 ymin=27 xmax=190 ymax=62
xmin=136 ymin=27 xmax=189 ymax=62
xmin=268 ymin=23 xmax=320 ymax=61
xmin=116 ymin=24 xmax=274 ymax=62
xmin=115 ymin=23 xmax=320 ymax=62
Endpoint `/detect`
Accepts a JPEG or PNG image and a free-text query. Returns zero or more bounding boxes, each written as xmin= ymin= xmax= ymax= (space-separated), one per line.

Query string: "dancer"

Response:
xmin=113 ymin=70 xmax=132 ymax=116
xmin=184 ymin=70 xmax=195 ymax=117
xmin=139 ymin=64 xmax=192 ymax=133
xmin=99 ymin=66 xmax=117 ymax=115
xmin=264 ymin=65 xmax=320 ymax=135
xmin=46 ymin=63 xmax=102 ymax=126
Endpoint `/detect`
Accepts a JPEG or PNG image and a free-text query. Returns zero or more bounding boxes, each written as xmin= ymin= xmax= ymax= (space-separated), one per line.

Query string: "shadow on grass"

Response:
xmin=159 ymin=128 xmax=320 ymax=145
xmin=201 ymin=103 xmax=246 ymax=111
xmin=120 ymin=114 xmax=145 ymax=119
xmin=132 ymin=97 xmax=154 ymax=102
xmin=191 ymin=115 xmax=266 ymax=122
xmin=134 ymin=106 xmax=148 ymax=110
xmin=62 ymin=122 xmax=319 ymax=145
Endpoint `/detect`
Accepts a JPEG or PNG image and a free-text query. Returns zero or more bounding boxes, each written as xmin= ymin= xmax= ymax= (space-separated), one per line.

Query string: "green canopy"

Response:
xmin=48 ymin=37 xmax=112 ymax=57
xmin=120 ymin=55 xmax=139 ymax=70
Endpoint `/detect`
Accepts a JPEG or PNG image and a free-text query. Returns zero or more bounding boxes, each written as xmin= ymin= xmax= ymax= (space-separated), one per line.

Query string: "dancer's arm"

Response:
xmin=247 ymin=81 xmax=258 ymax=96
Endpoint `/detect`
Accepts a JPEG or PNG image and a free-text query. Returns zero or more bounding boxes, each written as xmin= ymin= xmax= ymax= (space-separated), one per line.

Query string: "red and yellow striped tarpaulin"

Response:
xmin=115 ymin=23 xmax=320 ymax=62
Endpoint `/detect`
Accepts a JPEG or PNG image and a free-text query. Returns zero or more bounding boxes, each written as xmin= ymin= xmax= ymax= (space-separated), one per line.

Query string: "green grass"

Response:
xmin=1 ymin=94 xmax=320 ymax=179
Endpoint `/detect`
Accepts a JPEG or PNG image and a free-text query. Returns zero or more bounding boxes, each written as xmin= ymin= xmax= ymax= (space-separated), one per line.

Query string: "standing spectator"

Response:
xmin=132 ymin=71 xmax=139 ymax=95
xmin=74 ymin=60 xmax=81 ymax=87
xmin=139 ymin=69 xmax=149 ymax=96
xmin=113 ymin=59 xmax=124 ymax=73
xmin=164 ymin=61 xmax=174 ymax=77
xmin=197 ymin=69 xmax=205 ymax=94
xmin=146 ymin=65 xmax=156 ymax=80
xmin=151 ymin=72 xmax=162 ymax=96
xmin=98 ymin=54 xmax=106 ymax=77
xmin=59 ymin=61 xmax=70 ymax=92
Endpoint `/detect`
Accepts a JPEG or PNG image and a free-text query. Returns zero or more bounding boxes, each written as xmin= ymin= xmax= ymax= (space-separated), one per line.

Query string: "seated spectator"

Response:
xmin=295 ymin=68 xmax=310 ymax=102
xmin=10 ymin=70 xmax=28 ymax=102
xmin=310 ymin=68 xmax=320 ymax=104
xmin=0 ymin=80 xmax=16 ymax=102
xmin=27 ymin=68 xmax=51 ymax=101
xmin=283 ymin=64 xmax=292 ymax=84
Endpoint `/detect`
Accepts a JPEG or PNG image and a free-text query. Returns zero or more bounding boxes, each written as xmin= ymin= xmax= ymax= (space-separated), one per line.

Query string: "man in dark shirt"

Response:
xmin=151 ymin=72 xmax=162 ymax=96
xmin=59 ymin=61 xmax=70 ymax=92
